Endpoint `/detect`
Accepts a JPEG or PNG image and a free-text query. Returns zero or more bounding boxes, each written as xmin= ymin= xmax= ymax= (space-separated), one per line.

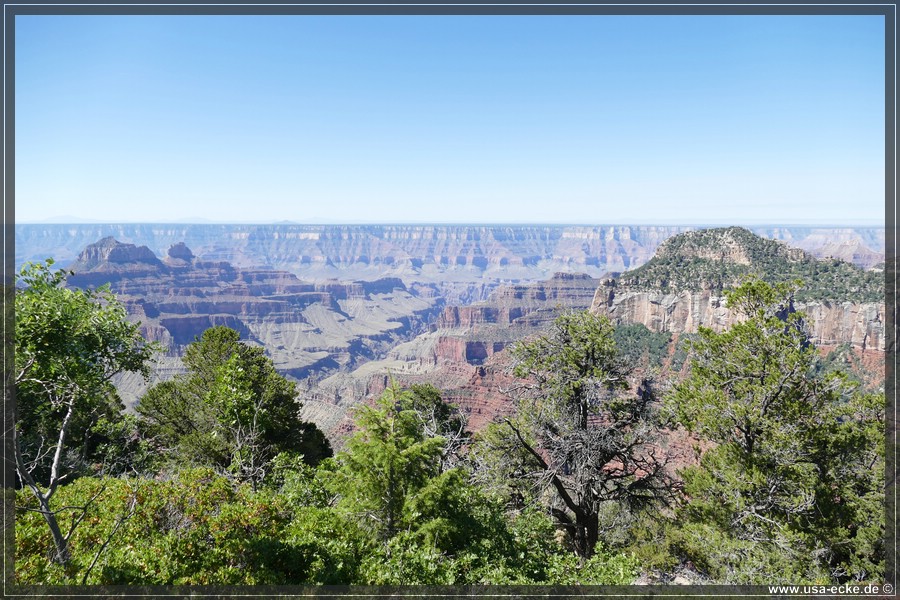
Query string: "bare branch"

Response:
xmin=81 ymin=483 xmax=140 ymax=585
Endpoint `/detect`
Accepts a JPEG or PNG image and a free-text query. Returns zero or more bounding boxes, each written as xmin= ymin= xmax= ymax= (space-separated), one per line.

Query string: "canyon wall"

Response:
xmin=589 ymin=227 xmax=886 ymax=352
xmin=301 ymin=272 xmax=605 ymax=437
xmin=591 ymin=282 xmax=885 ymax=352
xmin=304 ymin=228 xmax=886 ymax=440
xmin=16 ymin=225 xmax=885 ymax=285
xmin=28 ymin=226 xmax=885 ymax=444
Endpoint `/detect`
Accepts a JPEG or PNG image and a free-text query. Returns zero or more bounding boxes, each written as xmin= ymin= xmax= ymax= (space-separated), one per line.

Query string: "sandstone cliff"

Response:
xmin=592 ymin=283 xmax=885 ymax=352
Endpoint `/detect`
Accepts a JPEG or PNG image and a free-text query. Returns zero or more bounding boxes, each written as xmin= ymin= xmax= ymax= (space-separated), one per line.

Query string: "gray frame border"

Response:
xmin=2 ymin=2 xmax=895 ymax=598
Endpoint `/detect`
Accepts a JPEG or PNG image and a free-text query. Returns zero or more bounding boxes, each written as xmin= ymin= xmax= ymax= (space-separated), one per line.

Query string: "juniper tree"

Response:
xmin=504 ymin=311 xmax=673 ymax=559
xmin=667 ymin=278 xmax=884 ymax=583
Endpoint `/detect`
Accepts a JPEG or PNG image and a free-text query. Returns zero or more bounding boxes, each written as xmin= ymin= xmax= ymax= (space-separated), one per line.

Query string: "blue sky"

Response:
xmin=16 ymin=15 xmax=885 ymax=225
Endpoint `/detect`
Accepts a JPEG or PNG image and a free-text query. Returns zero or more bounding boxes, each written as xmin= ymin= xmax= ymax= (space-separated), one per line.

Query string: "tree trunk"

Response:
xmin=13 ymin=398 xmax=74 ymax=568
xmin=37 ymin=494 xmax=70 ymax=566
xmin=573 ymin=511 xmax=599 ymax=559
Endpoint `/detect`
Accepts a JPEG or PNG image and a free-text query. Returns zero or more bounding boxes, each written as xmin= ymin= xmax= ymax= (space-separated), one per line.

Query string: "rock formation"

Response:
xmin=16 ymin=224 xmax=885 ymax=283
xmin=46 ymin=228 xmax=885 ymax=445
xmin=66 ymin=238 xmax=443 ymax=407
xmin=590 ymin=227 xmax=885 ymax=352
xmin=592 ymin=283 xmax=885 ymax=352
xmin=303 ymin=229 xmax=886 ymax=441
xmin=301 ymin=272 xmax=604 ymax=437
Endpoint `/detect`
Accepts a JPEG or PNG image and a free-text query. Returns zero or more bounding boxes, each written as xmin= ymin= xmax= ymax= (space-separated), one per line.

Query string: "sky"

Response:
xmin=15 ymin=14 xmax=886 ymax=225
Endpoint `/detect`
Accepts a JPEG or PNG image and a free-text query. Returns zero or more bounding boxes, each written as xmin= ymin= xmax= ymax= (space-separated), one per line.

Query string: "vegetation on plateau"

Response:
xmin=618 ymin=227 xmax=883 ymax=303
xmin=13 ymin=258 xmax=885 ymax=587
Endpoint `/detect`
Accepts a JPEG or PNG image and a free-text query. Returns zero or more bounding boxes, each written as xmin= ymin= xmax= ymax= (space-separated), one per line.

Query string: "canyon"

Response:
xmin=65 ymin=237 xmax=444 ymax=406
xmin=16 ymin=224 xmax=885 ymax=283
xmin=18 ymin=224 xmax=885 ymax=443
xmin=299 ymin=228 xmax=886 ymax=440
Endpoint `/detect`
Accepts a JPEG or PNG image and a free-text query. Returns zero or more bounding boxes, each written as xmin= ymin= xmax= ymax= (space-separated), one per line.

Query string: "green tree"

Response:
xmin=137 ymin=326 xmax=331 ymax=487
xmin=612 ymin=323 xmax=672 ymax=370
xmin=666 ymin=277 xmax=884 ymax=583
xmin=328 ymin=383 xmax=638 ymax=585
xmin=329 ymin=384 xmax=448 ymax=543
xmin=14 ymin=259 xmax=155 ymax=569
xmin=504 ymin=310 xmax=672 ymax=559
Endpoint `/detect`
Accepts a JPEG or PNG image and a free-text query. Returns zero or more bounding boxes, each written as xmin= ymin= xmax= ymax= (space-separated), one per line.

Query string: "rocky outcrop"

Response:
xmin=302 ymin=272 xmax=606 ymax=438
xmin=763 ymin=227 xmax=885 ymax=269
xmin=71 ymin=236 xmax=164 ymax=269
xmin=793 ymin=301 xmax=884 ymax=351
xmin=68 ymin=237 xmax=167 ymax=284
xmin=45 ymin=227 xmax=886 ymax=444
xmin=165 ymin=241 xmax=194 ymax=265
xmin=590 ymin=228 xmax=886 ymax=352
xmin=437 ymin=272 xmax=602 ymax=330
xmin=429 ymin=336 xmax=512 ymax=365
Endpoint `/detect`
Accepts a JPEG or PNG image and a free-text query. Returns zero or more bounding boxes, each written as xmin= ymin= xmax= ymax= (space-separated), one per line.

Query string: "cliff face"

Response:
xmin=437 ymin=272 xmax=600 ymax=329
xmin=302 ymin=272 xmax=604 ymax=438
xmin=761 ymin=227 xmax=885 ymax=269
xmin=42 ymin=227 xmax=886 ymax=444
xmin=592 ymin=283 xmax=885 ymax=352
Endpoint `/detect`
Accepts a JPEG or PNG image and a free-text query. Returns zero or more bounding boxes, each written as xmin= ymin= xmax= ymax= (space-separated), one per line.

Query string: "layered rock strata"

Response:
xmin=301 ymin=272 xmax=603 ymax=438
xmin=66 ymin=238 xmax=443 ymax=406
xmin=17 ymin=224 xmax=885 ymax=283
xmin=592 ymin=283 xmax=885 ymax=352
xmin=304 ymin=229 xmax=886 ymax=441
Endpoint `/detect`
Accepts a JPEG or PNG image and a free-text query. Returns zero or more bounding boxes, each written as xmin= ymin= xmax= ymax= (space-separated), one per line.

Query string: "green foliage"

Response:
xmin=15 ymin=259 xmax=156 ymax=484
xmin=401 ymin=383 xmax=465 ymax=436
xmin=15 ymin=254 xmax=884 ymax=586
xmin=329 ymin=384 xmax=450 ymax=542
xmin=512 ymin=311 xmax=628 ymax=403
xmin=619 ymin=227 xmax=882 ymax=303
xmin=669 ymin=333 xmax=696 ymax=372
xmin=325 ymin=382 xmax=640 ymax=585
xmin=398 ymin=383 xmax=470 ymax=469
xmin=479 ymin=506 xmax=638 ymax=585
xmin=353 ymin=500 xmax=638 ymax=585
xmin=137 ymin=326 xmax=331 ymax=485
xmin=817 ymin=343 xmax=882 ymax=392
xmin=665 ymin=277 xmax=884 ymax=584
xmin=16 ymin=469 xmax=306 ymax=585
xmin=622 ymin=513 xmax=681 ymax=576
xmin=84 ymin=413 xmax=159 ymax=476
xmin=266 ymin=452 xmax=333 ymax=508
xmin=613 ymin=323 xmax=671 ymax=369
xmin=468 ymin=421 xmax=540 ymax=504
xmin=284 ymin=506 xmax=370 ymax=584
xmin=14 ymin=259 xmax=157 ymax=570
